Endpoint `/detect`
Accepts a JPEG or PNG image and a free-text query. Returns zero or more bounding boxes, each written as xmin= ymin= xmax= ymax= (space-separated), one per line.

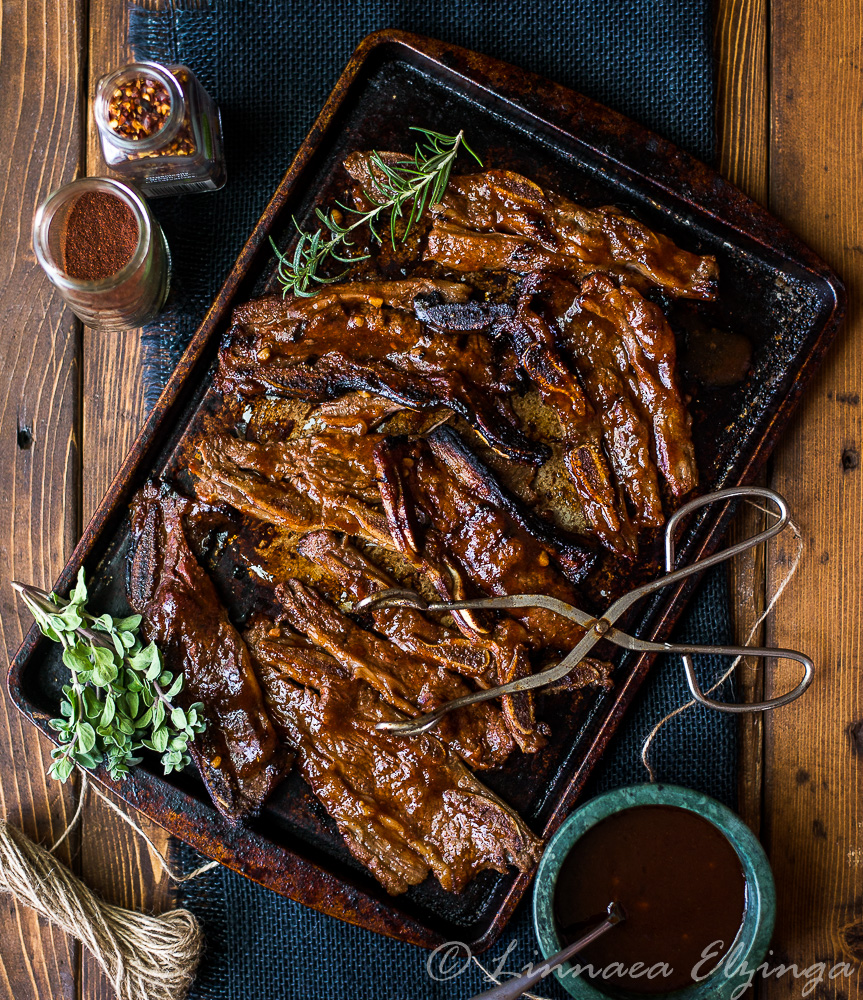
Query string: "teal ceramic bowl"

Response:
xmin=533 ymin=784 xmax=775 ymax=1000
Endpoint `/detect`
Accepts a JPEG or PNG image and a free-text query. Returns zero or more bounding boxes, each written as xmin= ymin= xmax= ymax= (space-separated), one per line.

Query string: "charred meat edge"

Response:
xmin=217 ymin=279 xmax=545 ymax=466
xmin=127 ymin=482 xmax=290 ymax=821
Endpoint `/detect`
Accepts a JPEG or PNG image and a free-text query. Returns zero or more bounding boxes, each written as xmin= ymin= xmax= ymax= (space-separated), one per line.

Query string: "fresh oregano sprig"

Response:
xmin=14 ymin=570 xmax=206 ymax=784
xmin=271 ymin=126 xmax=481 ymax=298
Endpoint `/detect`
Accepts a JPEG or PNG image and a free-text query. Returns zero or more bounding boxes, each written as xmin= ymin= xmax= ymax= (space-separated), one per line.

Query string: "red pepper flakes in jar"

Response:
xmin=95 ymin=61 xmax=226 ymax=197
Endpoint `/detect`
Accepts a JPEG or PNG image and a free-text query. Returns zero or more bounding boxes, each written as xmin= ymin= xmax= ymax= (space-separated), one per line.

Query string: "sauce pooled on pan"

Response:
xmin=554 ymin=805 xmax=746 ymax=994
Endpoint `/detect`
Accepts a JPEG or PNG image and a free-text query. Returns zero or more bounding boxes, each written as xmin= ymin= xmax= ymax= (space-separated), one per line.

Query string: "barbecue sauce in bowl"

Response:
xmin=554 ymin=805 xmax=746 ymax=994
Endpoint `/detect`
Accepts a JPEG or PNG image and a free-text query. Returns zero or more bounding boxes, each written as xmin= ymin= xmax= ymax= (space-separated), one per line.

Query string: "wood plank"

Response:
xmin=714 ymin=0 xmax=770 ymax=205
xmin=764 ymin=0 xmax=863 ymax=993
xmin=0 ymin=0 xmax=84 ymax=997
xmin=714 ymin=0 xmax=771 ymax=834
xmin=79 ymin=3 xmax=175 ymax=1000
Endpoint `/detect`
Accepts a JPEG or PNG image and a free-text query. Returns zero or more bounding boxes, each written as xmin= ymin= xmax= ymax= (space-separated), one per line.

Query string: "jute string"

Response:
xmin=0 ymin=813 xmax=203 ymax=1000
xmin=472 ymin=953 xmax=551 ymax=1000
xmin=49 ymin=771 xmax=219 ymax=883
xmin=0 ymin=771 xmax=219 ymax=1000
xmin=640 ymin=500 xmax=804 ymax=779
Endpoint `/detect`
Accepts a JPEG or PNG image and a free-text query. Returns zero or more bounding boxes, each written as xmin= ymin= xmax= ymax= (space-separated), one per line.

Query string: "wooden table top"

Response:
xmin=1 ymin=0 xmax=861 ymax=997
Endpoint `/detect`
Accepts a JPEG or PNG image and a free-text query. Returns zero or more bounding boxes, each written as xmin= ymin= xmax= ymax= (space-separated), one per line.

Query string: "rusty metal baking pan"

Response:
xmin=7 ymin=30 xmax=845 ymax=952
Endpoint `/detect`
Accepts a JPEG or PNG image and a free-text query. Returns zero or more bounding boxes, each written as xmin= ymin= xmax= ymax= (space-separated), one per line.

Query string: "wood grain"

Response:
xmin=714 ymin=0 xmax=770 ymax=205
xmin=2 ymin=1 xmax=859 ymax=997
xmin=763 ymin=0 xmax=863 ymax=994
xmin=79 ymin=3 xmax=175 ymax=1000
xmin=0 ymin=1 xmax=84 ymax=997
xmin=714 ymin=0 xmax=771 ymax=835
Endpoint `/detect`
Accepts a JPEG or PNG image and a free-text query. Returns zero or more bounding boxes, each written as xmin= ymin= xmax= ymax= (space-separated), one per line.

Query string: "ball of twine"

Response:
xmin=0 ymin=817 xmax=203 ymax=1000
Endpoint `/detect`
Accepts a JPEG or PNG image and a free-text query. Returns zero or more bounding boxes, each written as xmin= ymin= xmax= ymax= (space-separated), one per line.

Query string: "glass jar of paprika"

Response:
xmin=94 ymin=61 xmax=226 ymax=196
xmin=32 ymin=176 xmax=171 ymax=331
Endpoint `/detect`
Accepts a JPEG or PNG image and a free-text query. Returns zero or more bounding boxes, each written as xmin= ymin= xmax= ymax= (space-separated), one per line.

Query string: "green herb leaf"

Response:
xmin=15 ymin=576 xmax=207 ymax=786
xmin=62 ymin=645 xmax=90 ymax=673
xmin=48 ymin=613 xmax=68 ymax=633
xmin=50 ymin=757 xmax=75 ymax=783
xmin=90 ymin=645 xmax=118 ymax=687
xmin=145 ymin=650 xmax=163 ymax=682
xmin=59 ymin=605 xmax=83 ymax=630
xmin=69 ymin=568 xmax=88 ymax=605
xmin=115 ymin=614 xmax=142 ymax=631
xmin=100 ymin=694 xmax=116 ymax=729
xmin=76 ymin=721 xmax=96 ymax=754
xmin=150 ymin=727 xmax=169 ymax=753
xmin=164 ymin=673 xmax=183 ymax=699
xmin=124 ymin=689 xmax=140 ymax=718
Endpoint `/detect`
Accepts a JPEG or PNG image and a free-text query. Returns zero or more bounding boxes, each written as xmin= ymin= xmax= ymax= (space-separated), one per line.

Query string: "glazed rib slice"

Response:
xmin=374 ymin=428 xmax=610 ymax=751
xmin=217 ymin=279 xmax=543 ymax=464
xmin=304 ymin=392 xmax=404 ymax=435
xmin=126 ymin=482 xmax=289 ymax=821
xmin=188 ymin=432 xmax=392 ymax=547
xmin=375 ymin=426 xmax=596 ymax=640
xmin=252 ymin=644 xmax=541 ymax=895
xmin=297 ymin=530 xmax=492 ymax=679
xmin=538 ymin=279 xmax=666 ymax=530
xmin=577 ymin=274 xmax=697 ymax=497
xmin=296 ymin=530 xmax=539 ymax=757
xmin=425 ymin=169 xmax=718 ymax=300
xmin=493 ymin=273 xmax=695 ymax=549
xmin=543 ymin=275 xmax=697 ymax=508
xmin=273 ymin=579 xmax=514 ymax=770
xmin=244 ymin=616 xmax=345 ymax=689
xmin=501 ymin=282 xmax=638 ymax=554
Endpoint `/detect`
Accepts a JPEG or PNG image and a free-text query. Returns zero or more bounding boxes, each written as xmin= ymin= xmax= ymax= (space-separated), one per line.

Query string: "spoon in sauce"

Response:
xmin=466 ymin=902 xmax=624 ymax=1000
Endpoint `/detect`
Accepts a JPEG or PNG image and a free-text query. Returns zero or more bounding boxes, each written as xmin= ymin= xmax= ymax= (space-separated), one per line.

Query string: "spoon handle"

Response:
xmin=466 ymin=903 xmax=623 ymax=1000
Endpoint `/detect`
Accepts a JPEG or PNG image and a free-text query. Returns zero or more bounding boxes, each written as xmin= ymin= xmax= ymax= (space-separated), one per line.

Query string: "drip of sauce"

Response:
xmin=554 ymin=805 xmax=746 ymax=994
xmin=682 ymin=326 xmax=753 ymax=386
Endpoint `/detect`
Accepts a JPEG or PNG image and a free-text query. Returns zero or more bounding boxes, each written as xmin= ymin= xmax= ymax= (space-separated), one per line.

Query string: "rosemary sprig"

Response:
xmin=271 ymin=126 xmax=481 ymax=297
xmin=14 ymin=570 xmax=206 ymax=784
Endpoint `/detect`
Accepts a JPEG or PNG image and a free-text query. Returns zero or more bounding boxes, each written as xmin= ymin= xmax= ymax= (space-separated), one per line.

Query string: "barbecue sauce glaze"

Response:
xmin=554 ymin=805 xmax=747 ymax=994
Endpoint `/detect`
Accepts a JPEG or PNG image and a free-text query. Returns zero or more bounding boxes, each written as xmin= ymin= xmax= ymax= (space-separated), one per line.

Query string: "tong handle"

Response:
xmin=663 ymin=485 xmax=811 ymax=714
xmin=353 ymin=589 xmax=594 ymax=626
xmin=678 ymin=645 xmax=814 ymax=713
xmin=664 ymin=485 xmax=790 ymax=573
xmin=604 ymin=486 xmax=790 ymax=621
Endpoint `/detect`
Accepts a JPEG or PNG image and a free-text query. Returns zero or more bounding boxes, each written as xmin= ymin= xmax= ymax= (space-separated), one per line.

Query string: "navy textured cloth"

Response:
xmin=126 ymin=3 xmax=733 ymax=997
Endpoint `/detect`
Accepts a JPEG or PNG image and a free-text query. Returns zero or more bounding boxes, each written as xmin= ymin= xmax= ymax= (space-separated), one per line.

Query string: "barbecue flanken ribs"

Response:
xmin=124 ymin=158 xmax=709 ymax=898
xmin=127 ymin=483 xmax=289 ymax=822
xmin=424 ymin=168 xmax=718 ymax=300
xmin=297 ymin=530 xmax=493 ymax=679
xmin=189 ymin=431 xmax=393 ymax=546
xmin=188 ymin=419 xmax=605 ymax=756
xmin=217 ymin=278 xmax=542 ymax=465
xmin=273 ymin=578 xmax=516 ymax=770
xmin=247 ymin=623 xmax=541 ymax=895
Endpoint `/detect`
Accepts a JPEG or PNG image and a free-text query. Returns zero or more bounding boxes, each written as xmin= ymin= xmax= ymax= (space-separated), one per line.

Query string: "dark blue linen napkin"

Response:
xmin=126 ymin=4 xmax=734 ymax=997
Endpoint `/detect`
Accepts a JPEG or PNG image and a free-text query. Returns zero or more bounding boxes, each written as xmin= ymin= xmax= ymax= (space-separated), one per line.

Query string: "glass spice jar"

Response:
xmin=94 ymin=61 xmax=226 ymax=196
xmin=32 ymin=177 xmax=171 ymax=331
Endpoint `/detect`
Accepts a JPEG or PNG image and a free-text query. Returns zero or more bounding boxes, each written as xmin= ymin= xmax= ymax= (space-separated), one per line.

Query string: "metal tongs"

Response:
xmin=355 ymin=486 xmax=813 ymax=736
